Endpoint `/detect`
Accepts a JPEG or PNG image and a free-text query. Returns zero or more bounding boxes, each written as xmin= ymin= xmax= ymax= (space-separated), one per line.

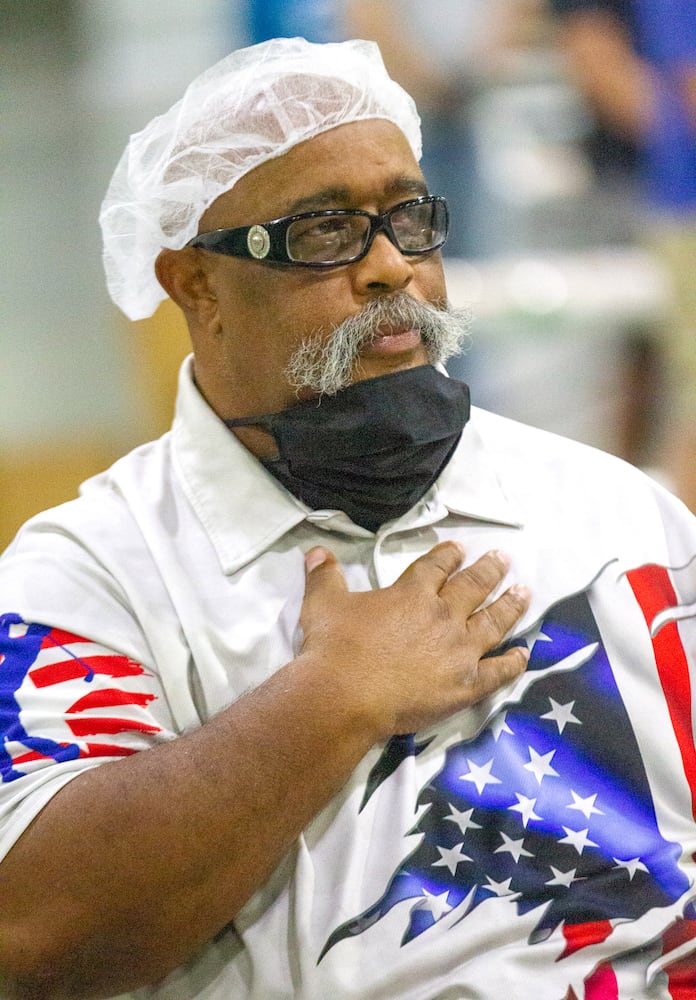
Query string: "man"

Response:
xmin=0 ymin=37 xmax=695 ymax=1000
xmin=343 ymin=0 xmax=545 ymax=258
xmin=549 ymin=0 xmax=696 ymax=511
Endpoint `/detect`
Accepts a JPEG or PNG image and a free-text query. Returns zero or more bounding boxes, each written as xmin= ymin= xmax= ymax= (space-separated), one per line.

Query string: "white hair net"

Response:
xmin=100 ymin=37 xmax=422 ymax=320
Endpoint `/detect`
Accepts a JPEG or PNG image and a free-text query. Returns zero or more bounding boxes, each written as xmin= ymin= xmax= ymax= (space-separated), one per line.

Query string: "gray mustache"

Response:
xmin=285 ymin=293 xmax=472 ymax=397
xmin=337 ymin=293 xmax=456 ymax=344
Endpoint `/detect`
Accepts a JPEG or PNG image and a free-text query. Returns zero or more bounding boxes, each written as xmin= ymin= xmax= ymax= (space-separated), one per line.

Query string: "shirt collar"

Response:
xmin=172 ymin=357 xmax=310 ymax=574
xmin=172 ymin=357 xmax=523 ymax=574
xmin=435 ymin=412 xmax=524 ymax=528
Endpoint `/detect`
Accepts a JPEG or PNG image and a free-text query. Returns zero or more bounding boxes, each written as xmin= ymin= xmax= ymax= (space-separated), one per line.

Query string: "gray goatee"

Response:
xmin=284 ymin=293 xmax=472 ymax=397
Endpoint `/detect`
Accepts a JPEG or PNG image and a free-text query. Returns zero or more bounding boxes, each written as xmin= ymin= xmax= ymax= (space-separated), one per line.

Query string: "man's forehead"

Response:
xmin=201 ymin=120 xmax=425 ymax=228
xmin=285 ymin=177 xmax=429 ymax=215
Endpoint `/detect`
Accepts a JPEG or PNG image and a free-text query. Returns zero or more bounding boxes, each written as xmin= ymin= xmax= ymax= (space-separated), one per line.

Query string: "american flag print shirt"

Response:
xmin=0 ymin=614 xmax=172 ymax=794
xmin=317 ymin=556 xmax=696 ymax=999
xmin=1 ymin=362 xmax=696 ymax=998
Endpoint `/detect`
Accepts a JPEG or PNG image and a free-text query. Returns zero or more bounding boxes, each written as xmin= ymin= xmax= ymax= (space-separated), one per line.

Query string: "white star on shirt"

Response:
xmin=524 ymin=747 xmax=560 ymax=785
xmin=567 ymin=791 xmax=604 ymax=820
xmin=495 ymin=832 xmax=534 ymax=863
xmin=546 ymin=866 xmax=577 ymax=888
xmin=433 ymin=842 xmax=472 ymax=876
xmin=613 ymin=857 xmax=649 ymax=880
xmin=508 ymin=794 xmax=542 ymax=827
xmin=559 ymin=826 xmax=598 ymax=855
xmin=460 ymin=758 xmax=502 ymax=795
xmin=541 ymin=698 xmax=581 ymax=734
xmin=445 ymin=804 xmax=482 ymax=835
xmin=490 ymin=711 xmax=514 ymax=741
xmin=8 ymin=622 xmax=28 ymax=639
xmin=524 ymin=623 xmax=553 ymax=653
xmin=481 ymin=876 xmax=516 ymax=898
xmin=417 ymin=888 xmax=452 ymax=921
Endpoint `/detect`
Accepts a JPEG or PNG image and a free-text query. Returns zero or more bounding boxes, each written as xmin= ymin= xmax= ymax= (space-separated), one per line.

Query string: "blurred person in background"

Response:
xmin=345 ymin=0 xmax=547 ymax=259
xmin=0 ymin=35 xmax=694 ymax=1000
xmin=238 ymin=0 xmax=345 ymax=44
xmin=549 ymin=0 xmax=696 ymax=511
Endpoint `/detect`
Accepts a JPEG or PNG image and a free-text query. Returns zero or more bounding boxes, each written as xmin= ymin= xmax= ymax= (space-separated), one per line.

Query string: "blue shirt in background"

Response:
xmin=550 ymin=0 xmax=696 ymax=214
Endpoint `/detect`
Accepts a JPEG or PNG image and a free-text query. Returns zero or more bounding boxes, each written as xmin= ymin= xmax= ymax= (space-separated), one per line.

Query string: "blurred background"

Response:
xmin=2 ymin=0 xmax=694 ymax=550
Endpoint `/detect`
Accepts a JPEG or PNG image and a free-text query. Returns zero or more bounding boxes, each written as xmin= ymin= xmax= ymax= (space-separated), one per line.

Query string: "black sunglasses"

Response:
xmin=185 ymin=195 xmax=449 ymax=267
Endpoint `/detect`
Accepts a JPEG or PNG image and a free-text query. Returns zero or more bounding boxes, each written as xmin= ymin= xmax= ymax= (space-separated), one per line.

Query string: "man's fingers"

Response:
xmin=442 ymin=549 xmax=511 ymax=615
xmin=398 ymin=540 xmax=467 ymax=593
xmin=468 ymin=584 xmax=531 ymax=651
xmin=471 ymin=645 xmax=530 ymax=701
xmin=301 ymin=547 xmax=348 ymax=625
xmin=303 ymin=547 xmax=348 ymax=592
xmin=304 ymin=547 xmax=333 ymax=575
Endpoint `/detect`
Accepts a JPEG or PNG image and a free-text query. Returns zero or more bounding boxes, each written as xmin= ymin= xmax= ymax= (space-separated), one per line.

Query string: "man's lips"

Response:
xmin=363 ymin=327 xmax=423 ymax=355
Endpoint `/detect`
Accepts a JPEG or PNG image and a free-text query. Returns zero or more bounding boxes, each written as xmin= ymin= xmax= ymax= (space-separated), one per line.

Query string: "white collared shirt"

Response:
xmin=1 ymin=357 xmax=695 ymax=999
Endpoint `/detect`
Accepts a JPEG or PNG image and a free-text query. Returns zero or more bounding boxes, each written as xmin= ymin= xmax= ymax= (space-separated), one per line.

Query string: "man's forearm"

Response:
xmin=0 ymin=651 xmax=379 ymax=999
xmin=557 ymin=10 xmax=655 ymax=141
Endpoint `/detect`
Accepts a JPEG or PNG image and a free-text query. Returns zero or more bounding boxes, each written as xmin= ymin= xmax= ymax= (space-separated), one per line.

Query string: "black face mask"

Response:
xmin=225 ymin=365 xmax=470 ymax=532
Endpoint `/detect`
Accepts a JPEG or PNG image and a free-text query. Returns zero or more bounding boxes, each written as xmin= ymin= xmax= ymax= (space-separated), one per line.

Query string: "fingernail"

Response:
xmin=490 ymin=550 xmax=510 ymax=569
xmin=509 ymin=583 xmax=531 ymax=600
xmin=305 ymin=548 xmax=327 ymax=573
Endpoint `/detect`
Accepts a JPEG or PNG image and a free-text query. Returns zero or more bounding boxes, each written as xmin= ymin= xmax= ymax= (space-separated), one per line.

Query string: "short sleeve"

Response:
xmin=0 ymin=613 xmax=176 ymax=861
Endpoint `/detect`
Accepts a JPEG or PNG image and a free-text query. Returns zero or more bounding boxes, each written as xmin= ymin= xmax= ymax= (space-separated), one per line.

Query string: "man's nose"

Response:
xmin=349 ymin=230 xmax=415 ymax=297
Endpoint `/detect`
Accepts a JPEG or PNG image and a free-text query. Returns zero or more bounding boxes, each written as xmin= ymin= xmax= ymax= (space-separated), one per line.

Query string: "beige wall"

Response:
xmin=0 ymin=301 xmax=190 ymax=552
xmin=1 ymin=1 xmax=230 ymax=553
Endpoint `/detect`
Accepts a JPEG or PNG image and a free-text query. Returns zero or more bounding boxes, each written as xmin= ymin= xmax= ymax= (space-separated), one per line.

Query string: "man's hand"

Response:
xmin=299 ymin=541 xmax=530 ymax=739
xmin=0 ymin=542 xmax=529 ymax=999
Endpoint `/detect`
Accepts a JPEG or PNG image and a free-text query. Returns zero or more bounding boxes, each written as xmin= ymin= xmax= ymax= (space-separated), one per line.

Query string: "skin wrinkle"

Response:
xmin=279 ymin=175 xmax=430 ymax=217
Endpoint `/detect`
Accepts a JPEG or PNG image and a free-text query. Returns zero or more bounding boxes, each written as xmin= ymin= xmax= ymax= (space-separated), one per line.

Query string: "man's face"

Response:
xmin=189 ymin=119 xmax=448 ymax=419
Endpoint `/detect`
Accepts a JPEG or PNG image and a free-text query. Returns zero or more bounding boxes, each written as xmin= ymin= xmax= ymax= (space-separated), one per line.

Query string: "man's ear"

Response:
xmin=155 ymin=248 xmax=218 ymax=327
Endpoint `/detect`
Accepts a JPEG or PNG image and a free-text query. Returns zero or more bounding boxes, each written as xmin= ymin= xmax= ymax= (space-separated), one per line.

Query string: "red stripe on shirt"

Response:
xmin=67 ymin=717 xmax=161 ymax=737
xmin=583 ymin=962 xmax=619 ymax=999
xmin=30 ymin=654 xmax=147 ymax=688
xmin=12 ymin=749 xmax=51 ymax=766
xmin=40 ymin=628 xmax=95 ymax=649
xmin=560 ymin=920 xmax=613 ymax=958
xmin=77 ymin=743 xmax=138 ymax=759
xmin=12 ymin=740 xmax=138 ymax=765
xmin=658 ymin=918 xmax=696 ymax=998
xmin=626 ymin=565 xmax=696 ymax=821
xmin=68 ymin=688 xmax=156 ymax=713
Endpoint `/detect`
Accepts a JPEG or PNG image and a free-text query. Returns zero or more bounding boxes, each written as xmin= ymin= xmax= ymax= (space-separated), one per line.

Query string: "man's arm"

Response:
xmin=682 ymin=67 xmax=696 ymax=130
xmin=344 ymin=0 xmax=451 ymax=111
xmin=553 ymin=8 xmax=656 ymax=141
xmin=0 ymin=542 xmax=529 ymax=1000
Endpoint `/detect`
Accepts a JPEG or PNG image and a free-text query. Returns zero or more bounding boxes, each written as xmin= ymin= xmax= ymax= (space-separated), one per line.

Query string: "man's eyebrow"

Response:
xmin=386 ymin=176 xmax=430 ymax=199
xmin=285 ymin=187 xmax=354 ymax=214
xmin=283 ymin=177 xmax=429 ymax=216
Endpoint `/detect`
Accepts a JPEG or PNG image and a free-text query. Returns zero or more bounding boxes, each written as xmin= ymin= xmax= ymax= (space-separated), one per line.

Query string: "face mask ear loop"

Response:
xmin=224 ymin=413 xmax=276 ymax=430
